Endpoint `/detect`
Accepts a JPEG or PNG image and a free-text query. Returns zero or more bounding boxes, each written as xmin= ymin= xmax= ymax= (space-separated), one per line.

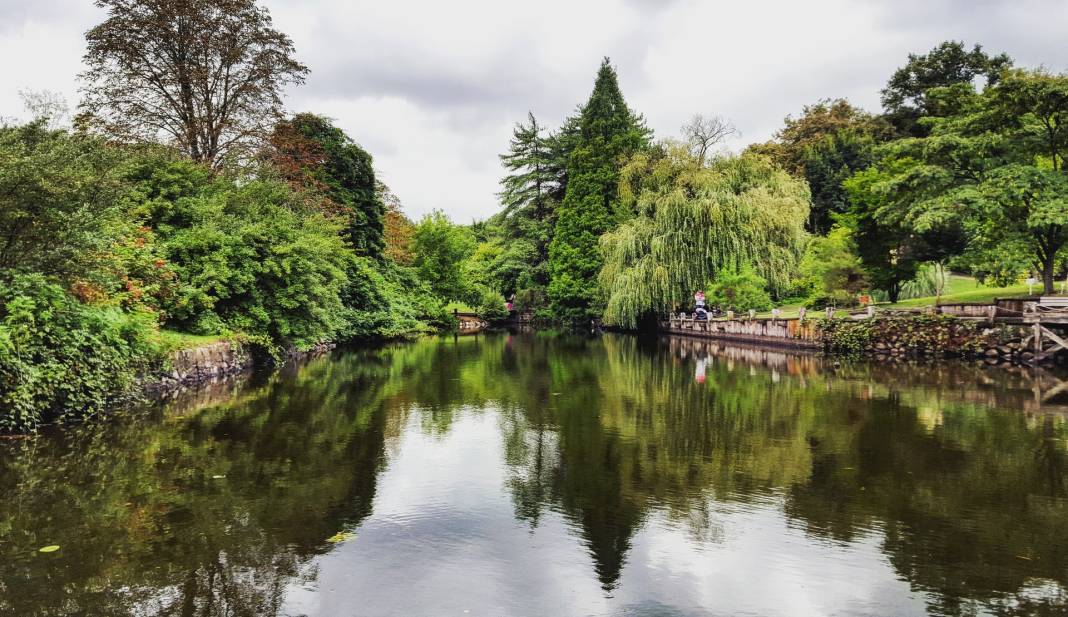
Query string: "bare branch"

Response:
xmin=681 ymin=113 xmax=738 ymax=166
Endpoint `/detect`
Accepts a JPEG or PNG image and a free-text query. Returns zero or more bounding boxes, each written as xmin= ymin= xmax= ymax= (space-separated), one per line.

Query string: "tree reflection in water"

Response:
xmin=1 ymin=333 xmax=1067 ymax=616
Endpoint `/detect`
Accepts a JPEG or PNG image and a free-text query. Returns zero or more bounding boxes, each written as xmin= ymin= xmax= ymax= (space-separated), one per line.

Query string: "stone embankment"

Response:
xmin=147 ymin=340 xmax=251 ymax=394
xmin=149 ymin=339 xmax=335 ymax=394
xmin=664 ymin=313 xmax=1065 ymax=365
xmin=816 ymin=314 xmax=1057 ymax=365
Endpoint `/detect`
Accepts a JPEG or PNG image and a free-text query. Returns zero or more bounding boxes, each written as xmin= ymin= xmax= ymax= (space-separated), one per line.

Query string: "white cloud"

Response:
xmin=2 ymin=0 xmax=1066 ymax=221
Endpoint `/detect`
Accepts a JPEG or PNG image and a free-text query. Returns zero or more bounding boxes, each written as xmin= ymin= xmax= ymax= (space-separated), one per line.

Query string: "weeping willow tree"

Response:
xmin=600 ymin=144 xmax=810 ymax=328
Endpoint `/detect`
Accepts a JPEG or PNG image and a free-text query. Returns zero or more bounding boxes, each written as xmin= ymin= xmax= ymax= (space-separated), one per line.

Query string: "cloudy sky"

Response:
xmin=2 ymin=0 xmax=1066 ymax=222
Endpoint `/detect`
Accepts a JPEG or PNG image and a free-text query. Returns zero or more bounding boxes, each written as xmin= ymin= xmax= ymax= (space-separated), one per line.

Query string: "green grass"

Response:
xmin=941 ymin=274 xmax=982 ymax=296
xmin=443 ymin=301 xmax=476 ymax=314
xmin=746 ymin=276 xmax=1041 ymax=319
xmin=156 ymin=330 xmax=230 ymax=352
xmin=887 ymin=283 xmax=1032 ymax=308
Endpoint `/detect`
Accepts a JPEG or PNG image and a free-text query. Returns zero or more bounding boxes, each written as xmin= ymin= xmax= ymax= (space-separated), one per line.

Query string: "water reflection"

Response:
xmin=1 ymin=333 xmax=1067 ymax=616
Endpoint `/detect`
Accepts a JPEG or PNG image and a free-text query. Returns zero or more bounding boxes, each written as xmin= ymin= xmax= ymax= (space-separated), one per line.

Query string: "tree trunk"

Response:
xmin=1043 ymin=255 xmax=1056 ymax=295
xmin=934 ymin=262 xmax=946 ymax=306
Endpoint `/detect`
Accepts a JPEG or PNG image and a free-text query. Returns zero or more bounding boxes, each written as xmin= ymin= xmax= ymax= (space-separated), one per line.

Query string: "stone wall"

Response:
xmin=155 ymin=340 xmax=252 ymax=391
xmin=819 ymin=315 xmax=1038 ymax=365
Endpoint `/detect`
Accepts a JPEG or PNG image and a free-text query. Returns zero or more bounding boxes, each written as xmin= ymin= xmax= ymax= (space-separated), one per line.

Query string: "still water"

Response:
xmin=3 ymin=333 xmax=1068 ymax=617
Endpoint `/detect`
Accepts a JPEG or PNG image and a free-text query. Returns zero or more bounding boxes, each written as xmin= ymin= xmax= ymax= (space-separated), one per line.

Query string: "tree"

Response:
xmin=379 ymin=182 xmax=415 ymax=265
xmin=80 ymin=0 xmax=308 ymax=169
xmin=800 ymin=226 xmax=868 ymax=307
xmin=0 ymin=121 xmax=128 ymax=285
xmin=548 ymin=58 xmax=651 ymax=322
xmin=844 ymin=164 xmax=921 ymax=303
xmin=707 ymin=265 xmax=771 ymax=312
xmin=681 ymin=113 xmax=737 ymax=166
xmin=876 ymin=70 xmax=1068 ymax=294
xmin=267 ymin=114 xmax=384 ymax=257
xmin=881 ymin=40 xmax=1012 ymax=137
xmin=498 ymin=112 xmax=557 ymax=290
xmin=412 ymin=211 xmax=476 ymax=302
xmin=746 ymin=99 xmax=891 ymax=233
xmin=599 ymin=148 xmax=809 ymax=328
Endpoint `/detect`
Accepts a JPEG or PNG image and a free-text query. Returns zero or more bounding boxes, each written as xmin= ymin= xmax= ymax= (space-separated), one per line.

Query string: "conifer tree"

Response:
xmin=548 ymin=58 xmax=651 ymax=322
xmin=498 ymin=112 xmax=556 ymax=287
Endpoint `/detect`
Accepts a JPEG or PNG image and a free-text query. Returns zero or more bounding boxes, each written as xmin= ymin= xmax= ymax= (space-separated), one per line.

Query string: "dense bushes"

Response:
xmin=342 ymin=258 xmax=451 ymax=338
xmin=0 ymin=275 xmax=161 ymax=431
xmin=0 ymin=119 xmax=449 ymax=431
xmin=151 ymin=176 xmax=352 ymax=348
xmin=707 ymin=267 xmax=772 ymax=312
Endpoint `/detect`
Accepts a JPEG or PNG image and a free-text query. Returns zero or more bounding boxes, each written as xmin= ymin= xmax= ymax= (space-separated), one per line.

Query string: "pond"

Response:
xmin=2 ymin=333 xmax=1068 ymax=616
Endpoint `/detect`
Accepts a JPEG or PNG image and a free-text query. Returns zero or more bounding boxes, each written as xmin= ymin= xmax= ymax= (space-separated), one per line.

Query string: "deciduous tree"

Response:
xmin=80 ymin=0 xmax=308 ymax=169
xmin=267 ymin=114 xmax=384 ymax=257
xmin=599 ymin=147 xmax=809 ymax=328
xmin=881 ymin=40 xmax=1012 ymax=137
xmin=876 ymin=70 xmax=1068 ymax=294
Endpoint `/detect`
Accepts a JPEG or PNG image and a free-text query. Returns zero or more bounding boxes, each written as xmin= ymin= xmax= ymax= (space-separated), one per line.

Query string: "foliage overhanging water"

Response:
xmin=2 ymin=333 xmax=1068 ymax=616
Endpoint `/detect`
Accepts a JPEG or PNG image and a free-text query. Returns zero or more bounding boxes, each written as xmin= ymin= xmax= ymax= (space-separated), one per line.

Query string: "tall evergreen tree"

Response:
xmin=498 ymin=112 xmax=556 ymax=287
xmin=547 ymin=58 xmax=651 ymax=322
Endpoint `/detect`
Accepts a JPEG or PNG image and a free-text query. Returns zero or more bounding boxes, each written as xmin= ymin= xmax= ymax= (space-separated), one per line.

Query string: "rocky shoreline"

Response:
xmin=146 ymin=340 xmax=336 ymax=396
xmin=819 ymin=316 xmax=1054 ymax=366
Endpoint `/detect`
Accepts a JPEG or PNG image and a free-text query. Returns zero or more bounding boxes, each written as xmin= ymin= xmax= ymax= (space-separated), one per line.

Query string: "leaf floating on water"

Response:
xmin=326 ymin=531 xmax=355 ymax=543
xmin=38 ymin=545 xmax=60 ymax=553
xmin=211 ymin=475 xmax=226 ymax=479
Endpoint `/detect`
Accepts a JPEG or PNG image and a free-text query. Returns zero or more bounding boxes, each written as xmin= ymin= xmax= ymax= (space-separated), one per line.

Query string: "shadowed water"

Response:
xmin=2 ymin=333 xmax=1068 ymax=616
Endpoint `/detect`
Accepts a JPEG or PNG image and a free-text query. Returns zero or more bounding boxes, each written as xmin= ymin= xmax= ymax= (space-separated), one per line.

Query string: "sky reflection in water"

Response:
xmin=2 ymin=333 xmax=1067 ymax=616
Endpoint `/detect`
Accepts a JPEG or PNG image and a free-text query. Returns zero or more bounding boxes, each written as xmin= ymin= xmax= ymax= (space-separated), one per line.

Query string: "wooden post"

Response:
xmin=1035 ymin=321 xmax=1044 ymax=356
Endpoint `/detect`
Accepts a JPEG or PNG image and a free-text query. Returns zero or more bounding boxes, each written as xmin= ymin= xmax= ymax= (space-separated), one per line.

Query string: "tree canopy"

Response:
xmin=267 ymin=114 xmax=385 ymax=257
xmin=599 ymin=147 xmax=809 ymax=328
xmin=80 ymin=0 xmax=308 ymax=168
xmin=872 ymin=69 xmax=1068 ymax=293
xmin=881 ymin=40 xmax=1012 ymax=137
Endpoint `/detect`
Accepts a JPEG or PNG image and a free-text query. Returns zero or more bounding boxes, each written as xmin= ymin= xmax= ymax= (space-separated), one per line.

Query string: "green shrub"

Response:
xmin=473 ymin=285 xmax=508 ymax=321
xmin=0 ymin=274 xmax=161 ymax=431
xmin=341 ymin=258 xmax=447 ymax=338
xmin=707 ymin=266 xmax=772 ymax=312
xmin=805 ymin=289 xmax=857 ymax=310
xmin=144 ymin=177 xmax=352 ymax=349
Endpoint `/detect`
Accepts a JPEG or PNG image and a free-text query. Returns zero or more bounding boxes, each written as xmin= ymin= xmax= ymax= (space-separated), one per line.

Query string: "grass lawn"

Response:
xmin=156 ymin=329 xmax=231 ymax=352
xmin=747 ymin=276 xmax=1046 ymax=319
xmin=444 ymin=301 xmax=477 ymax=314
xmin=887 ymin=284 xmax=1032 ymax=308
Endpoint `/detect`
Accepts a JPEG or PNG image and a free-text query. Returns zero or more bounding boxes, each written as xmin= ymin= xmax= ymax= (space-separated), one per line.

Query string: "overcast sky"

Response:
xmin=2 ymin=0 xmax=1066 ymax=222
